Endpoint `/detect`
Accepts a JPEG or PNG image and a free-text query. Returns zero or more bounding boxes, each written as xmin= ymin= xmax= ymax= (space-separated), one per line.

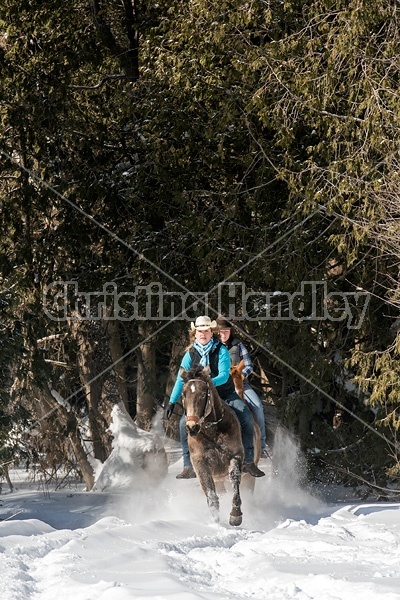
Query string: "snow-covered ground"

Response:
xmin=1 ymin=407 xmax=400 ymax=600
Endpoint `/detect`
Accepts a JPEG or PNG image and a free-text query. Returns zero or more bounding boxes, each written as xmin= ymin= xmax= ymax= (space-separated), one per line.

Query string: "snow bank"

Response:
xmin=93 ymin=403 xmax=168 ymax=492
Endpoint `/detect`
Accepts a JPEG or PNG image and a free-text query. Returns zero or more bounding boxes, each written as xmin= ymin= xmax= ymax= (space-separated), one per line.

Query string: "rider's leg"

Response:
xmin=243 ymin=382 xmax=267 ymax=451
xmin=224 ymin=391 xmax=265 ymax=477
xmin=179 ymin=413 xmax=192 ymax=468
xmin=224 ymin=392 xmax=255 ymax=463
xmin=175 ymin=414 xmax=196 ymax=478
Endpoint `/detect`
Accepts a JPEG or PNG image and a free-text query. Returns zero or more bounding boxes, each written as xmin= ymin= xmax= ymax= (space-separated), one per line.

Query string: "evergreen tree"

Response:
xmin=0 ymin=0 xmax=399 ymax=492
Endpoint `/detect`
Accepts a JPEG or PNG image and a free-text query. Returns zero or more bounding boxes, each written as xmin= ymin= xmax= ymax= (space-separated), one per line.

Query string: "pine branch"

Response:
xmin=69 ymin=74 xmax=127 ymax=90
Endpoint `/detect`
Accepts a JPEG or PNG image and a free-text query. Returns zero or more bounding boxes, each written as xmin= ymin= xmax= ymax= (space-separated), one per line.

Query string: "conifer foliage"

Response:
xmin=0 ymin=0 xmax=399 ymax=493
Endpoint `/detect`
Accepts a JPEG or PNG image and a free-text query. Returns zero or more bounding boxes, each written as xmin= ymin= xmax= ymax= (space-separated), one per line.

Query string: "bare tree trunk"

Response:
xmin=165 ymin=333 xmax=188 ymax=397
xmin=71 ymin=318 xmax=112 ymax=463
xmin=89 ymin=0 xmax=140 ymax=80
xmin=0 ymin=464 xmax=14 ymax=492
xmin=75 ymin=332 xmax=107 ymax=461
xmin=135 ymin=323 xmax=157 ymax=430
xmin=162 ymin=333 xmax=188 ymax=439
xmin=26 ymin=382 xmax=95 ymax=490
xmin=107 ymin=318 xmax=129 ymax=412
xmin=67 ymin=431 xmax=95 ymax=490
xmin=255 ymin=354 xmax=284 ymax=407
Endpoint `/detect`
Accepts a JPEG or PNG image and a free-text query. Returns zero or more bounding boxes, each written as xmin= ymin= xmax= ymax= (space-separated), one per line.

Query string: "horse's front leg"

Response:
xmin=228 ymin=457 xmax=242 ymax=526
xmin=196 ymin=464 xmax=220 ymax=523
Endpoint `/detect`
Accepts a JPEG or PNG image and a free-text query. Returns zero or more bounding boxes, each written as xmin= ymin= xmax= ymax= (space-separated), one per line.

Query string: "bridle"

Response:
xmin=184 ymin=378 xmax=224 ymax=429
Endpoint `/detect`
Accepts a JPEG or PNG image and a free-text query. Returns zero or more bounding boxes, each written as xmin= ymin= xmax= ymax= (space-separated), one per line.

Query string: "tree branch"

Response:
xmin=69 ymin=74 xmax=127 ymax=90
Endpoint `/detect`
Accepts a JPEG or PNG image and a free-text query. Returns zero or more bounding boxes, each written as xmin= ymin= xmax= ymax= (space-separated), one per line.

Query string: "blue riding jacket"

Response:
xmin=169 ymin=339 xmax=233 ymax=404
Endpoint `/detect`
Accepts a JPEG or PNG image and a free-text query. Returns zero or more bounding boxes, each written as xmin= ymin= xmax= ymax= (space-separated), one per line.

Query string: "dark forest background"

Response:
xmin=0 ymin=0 xmax=399 ymax=496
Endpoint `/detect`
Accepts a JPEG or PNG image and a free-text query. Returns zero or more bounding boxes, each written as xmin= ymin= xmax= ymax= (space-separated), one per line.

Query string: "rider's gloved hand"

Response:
xmin=165 ymin=402 xmax=175 ymax=420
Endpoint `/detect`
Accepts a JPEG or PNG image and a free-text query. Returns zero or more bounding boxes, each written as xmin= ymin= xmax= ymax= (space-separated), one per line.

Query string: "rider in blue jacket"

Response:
xmin=166 ymin=316 xmax=265 ymax=479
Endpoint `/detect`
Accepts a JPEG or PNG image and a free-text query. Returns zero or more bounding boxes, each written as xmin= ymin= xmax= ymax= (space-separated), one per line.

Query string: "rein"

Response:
xmin=185 ymin=378 xmax=224 ymax=429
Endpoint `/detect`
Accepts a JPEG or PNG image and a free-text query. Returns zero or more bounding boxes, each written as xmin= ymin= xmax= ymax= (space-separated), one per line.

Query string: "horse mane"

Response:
xmin=230 ymin=359 xmax=245 ymax=400
xmin=180 ymin=365 xmax=211 ymax=383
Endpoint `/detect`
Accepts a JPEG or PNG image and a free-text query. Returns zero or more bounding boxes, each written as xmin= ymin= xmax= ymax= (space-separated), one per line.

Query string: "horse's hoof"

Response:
xmin=229 ymin=514 xmax=242 ymax=527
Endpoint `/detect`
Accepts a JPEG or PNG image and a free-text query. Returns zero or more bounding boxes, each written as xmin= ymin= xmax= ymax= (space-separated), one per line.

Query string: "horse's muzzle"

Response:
xmin=186 ymin=422 xmax=201 ymax=436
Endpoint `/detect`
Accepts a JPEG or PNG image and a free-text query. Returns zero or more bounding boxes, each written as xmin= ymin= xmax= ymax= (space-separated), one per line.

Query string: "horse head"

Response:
xmin=180 ymin=366 xmax=215 ymax=436
xmin=230 ymin=359 xmax=245 ymax=400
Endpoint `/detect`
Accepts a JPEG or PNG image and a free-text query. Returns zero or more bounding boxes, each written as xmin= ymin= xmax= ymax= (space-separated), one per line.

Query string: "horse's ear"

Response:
xmin=180 ymin=367 xmax=189 ymax=382
xmin=237 ymin=359 xmax=245 ymax=372
xmin=202 ymin=365 xmax=211 ymax=376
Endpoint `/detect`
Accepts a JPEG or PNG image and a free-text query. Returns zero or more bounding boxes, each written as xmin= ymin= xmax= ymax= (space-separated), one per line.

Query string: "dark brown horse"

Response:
xmin=180 ymin=365 xmax=245 ymax=526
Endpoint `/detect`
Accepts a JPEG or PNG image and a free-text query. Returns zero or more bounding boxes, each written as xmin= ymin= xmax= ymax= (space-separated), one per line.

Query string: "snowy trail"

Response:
xmin=1 ymin=457 xmax=400 ymax=600
xmin=1 ymin=504 xmax=400 ymax=600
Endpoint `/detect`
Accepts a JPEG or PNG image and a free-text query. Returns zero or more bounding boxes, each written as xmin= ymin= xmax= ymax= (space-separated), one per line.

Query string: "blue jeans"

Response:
xmin=243 ymin=382 xmax=266 ymax=450
xmin=179 ymin=391 xmax=255 ymax=467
